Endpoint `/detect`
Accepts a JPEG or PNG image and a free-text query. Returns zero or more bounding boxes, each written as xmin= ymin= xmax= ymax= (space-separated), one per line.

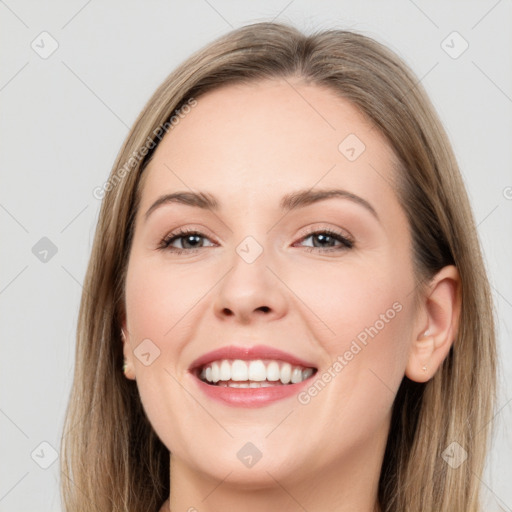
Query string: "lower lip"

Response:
xmin=190 ymin=373 xmax=314 ymax=408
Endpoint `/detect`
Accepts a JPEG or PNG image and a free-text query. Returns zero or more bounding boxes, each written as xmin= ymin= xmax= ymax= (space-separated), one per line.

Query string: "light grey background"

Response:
xmin=1 ymin=1 xmax=511 ymax=510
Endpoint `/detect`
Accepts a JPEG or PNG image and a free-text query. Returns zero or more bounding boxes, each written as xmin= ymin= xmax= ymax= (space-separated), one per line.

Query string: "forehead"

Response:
xmin=138 ymin=79 xmax=400 ymax=215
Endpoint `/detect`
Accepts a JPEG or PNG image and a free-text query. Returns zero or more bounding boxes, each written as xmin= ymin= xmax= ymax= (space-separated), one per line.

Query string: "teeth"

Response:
xmin=211 ymin=362 xmax=220 ymax=383
xmin=231 ymin=359 xmax=248 ymax=381
xmin=280 ymin=363 xmax=291 ymax=384
xmin=219 ymin=360 xmax=231 ymax=381
xmin=248 ymin=360 xmax=266 ymax=381
xmin=227 ymin=381 xmax=273 ymax=388
xmin=198 ymin=359 xmax=315 ymax=386
xmin=302 ymin=368 xmax=314 ymax=380
xmin=267 ymin=361 xmax=280 ymax=381
xmin=291 ymin=367 xmax=303 ymax=384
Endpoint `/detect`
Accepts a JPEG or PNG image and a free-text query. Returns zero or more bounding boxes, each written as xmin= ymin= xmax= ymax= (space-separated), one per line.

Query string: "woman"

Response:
xmin=60 ymin=21 xmax=496 ymax=511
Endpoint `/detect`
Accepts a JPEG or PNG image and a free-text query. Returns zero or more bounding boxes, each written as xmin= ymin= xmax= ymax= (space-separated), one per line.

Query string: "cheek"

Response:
xmin=124 ymin=257 xmax=210 ymax=454
xmin=289 ymin=263 xmax=413 ymax=457
xmin=125 ymin=256 xmax=214 ymax=340
xmin=292 ymin=257 xmax=406 ymax=330
xmin=289 ymin=257 xmax=413 ymax=390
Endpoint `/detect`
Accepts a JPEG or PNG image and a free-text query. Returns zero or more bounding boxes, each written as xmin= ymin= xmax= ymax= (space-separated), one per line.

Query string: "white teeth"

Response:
xmin=211 ymin=362 xmax=220 ymax=383
xmin=280 ymin=363 xmax=291 ymax=384
xmin=247 ymin=381 xmax=274 ymax=388
xmin=291 ymin=367 xmax=303 ymax=384
xmin=231 ymin=359 xmax=248 ymax=381
xmin=198 ymin=359 xmax=315 ymax=386
xmin=266 ymin=361 xmax=280 ymax=381
xmin=219 ymin=360 xmax=231 ymax=381
xmin=248 ymin=360 xmax=267 ymax=381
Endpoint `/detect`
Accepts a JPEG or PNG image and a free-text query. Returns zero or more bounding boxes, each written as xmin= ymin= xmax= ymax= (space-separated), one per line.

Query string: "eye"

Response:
xmin=295 ymin=229 xmax=354 ymax=252
xmin=158 ymin=227 xmax=353 ymax=255
xmin=158 ymin=228 xmax=216 ymax=254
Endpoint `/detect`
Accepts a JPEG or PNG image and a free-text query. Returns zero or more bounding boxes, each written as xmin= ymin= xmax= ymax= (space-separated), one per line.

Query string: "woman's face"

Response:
xmin=123 ymin=79 xmax=422 ymax=487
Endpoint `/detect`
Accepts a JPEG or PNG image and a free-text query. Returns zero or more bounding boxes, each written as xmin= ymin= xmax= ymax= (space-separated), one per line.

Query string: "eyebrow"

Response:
xmin=144 ymin=188 xmax=379 ymax=222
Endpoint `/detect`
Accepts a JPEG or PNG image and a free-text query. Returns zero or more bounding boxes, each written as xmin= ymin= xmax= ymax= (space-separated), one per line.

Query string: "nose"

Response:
xmin=213 ymin=248 xmax=288 ymax=324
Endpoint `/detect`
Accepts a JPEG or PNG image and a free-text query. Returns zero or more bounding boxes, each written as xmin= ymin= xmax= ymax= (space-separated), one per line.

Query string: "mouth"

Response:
xmin=188 ymin=345 xmax=318 ymax=406
xmin=194 ymin=358 xmax=317 ymax=387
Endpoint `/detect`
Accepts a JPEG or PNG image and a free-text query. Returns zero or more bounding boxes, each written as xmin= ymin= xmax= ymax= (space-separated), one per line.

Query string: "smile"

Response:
xmin=198 ymin=359 xmax=316 ymax=387
xmin=188 ymin=344 xmax=319 ymax=407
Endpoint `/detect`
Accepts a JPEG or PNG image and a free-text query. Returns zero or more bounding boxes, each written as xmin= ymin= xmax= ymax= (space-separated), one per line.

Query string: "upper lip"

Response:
xmin=189 ymin=344 xmax=318 ymax=372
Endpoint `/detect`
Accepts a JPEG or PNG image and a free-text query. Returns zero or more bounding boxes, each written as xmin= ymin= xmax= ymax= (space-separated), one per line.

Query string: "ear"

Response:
xmin=405 ymin=265 xmax=461 ymax=383
xmin=120 ymin=318 xmax=136 ymax=381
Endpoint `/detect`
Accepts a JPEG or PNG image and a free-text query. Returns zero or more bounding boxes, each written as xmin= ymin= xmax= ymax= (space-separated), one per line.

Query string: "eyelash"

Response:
xmin=158 ymin=227 xmax=354 ymax=255
xmin=296 ymin=227 xmax=354 ymax=252
xmin=158 ymin=228 xmax=214 ymax=255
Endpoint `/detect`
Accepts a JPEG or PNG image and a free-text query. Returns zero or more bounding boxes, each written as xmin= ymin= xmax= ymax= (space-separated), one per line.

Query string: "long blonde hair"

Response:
xmin=60 ymin=21 xmax=496 ymax=511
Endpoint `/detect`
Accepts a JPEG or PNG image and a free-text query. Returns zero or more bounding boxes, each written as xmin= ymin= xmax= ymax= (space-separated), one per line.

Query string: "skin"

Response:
xmin=121 ymin=79 xmax=460 ymax=512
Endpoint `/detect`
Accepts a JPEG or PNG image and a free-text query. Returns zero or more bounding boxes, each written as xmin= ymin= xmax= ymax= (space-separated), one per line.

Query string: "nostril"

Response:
xmin=257 ymin=306 xmax=271 ymax=313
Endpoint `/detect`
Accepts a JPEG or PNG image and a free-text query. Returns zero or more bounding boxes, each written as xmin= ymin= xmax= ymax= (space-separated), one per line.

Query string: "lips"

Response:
xmin=188 ymin=345 xmax=318 ymax=408
xmin=189 ymin=344 xmax=317 ymax=372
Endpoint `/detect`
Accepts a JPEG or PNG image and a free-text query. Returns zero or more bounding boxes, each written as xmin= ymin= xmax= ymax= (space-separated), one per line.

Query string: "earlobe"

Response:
xmin=405 ymin=265 xmax=461 ymax=383
xmin=405 ymin=331 xmax=436 ymax=383
xmin=120 ymin=325 xmax=137 ymax=381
